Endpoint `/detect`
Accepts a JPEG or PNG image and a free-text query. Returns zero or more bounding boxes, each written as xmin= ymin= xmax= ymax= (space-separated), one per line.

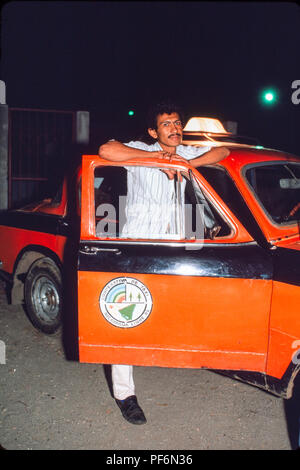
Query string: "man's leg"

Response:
xmin=112 ymin=364 xmax=135 ymax=400
xmin=112 ymin=364 xmax=146 ymax=425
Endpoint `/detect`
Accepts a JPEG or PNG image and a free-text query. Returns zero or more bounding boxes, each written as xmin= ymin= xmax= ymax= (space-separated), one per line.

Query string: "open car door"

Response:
xmin=77 ymin=155 xmax=273 ymax=373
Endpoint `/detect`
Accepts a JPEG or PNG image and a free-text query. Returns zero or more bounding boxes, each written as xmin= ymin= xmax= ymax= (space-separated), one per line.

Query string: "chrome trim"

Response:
xmin=80 ymin=240 xmax=258 ymax=248
xmin=80 ymin=246 xmax=121 ymax=255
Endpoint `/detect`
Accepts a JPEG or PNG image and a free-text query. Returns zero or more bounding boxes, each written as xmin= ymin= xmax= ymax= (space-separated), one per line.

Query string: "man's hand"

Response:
xmin=155 ymin=151 xmax=187 ymax=164
xmin=156 ymin=152 xmax=187 ymax=180
xmin=161 ymin=169 xmax=176 ymax=180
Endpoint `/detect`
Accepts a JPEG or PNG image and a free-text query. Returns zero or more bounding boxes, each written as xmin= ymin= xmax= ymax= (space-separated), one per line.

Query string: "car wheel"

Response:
xmin=24 ymin=258 xmax=62 ymax=334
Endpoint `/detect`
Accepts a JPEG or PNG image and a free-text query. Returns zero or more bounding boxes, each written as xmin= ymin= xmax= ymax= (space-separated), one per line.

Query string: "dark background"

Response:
xmin=1 ymin=1 xmax=300 ymax=154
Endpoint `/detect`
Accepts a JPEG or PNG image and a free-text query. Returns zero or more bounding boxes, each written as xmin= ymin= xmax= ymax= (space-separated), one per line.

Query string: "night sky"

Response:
xmin=1 ymin=1 xmax=300 ymax=153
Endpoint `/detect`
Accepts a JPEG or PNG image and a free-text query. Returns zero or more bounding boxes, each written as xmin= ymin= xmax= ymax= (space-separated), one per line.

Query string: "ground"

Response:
xmin=0 ymin=280 xmax=298 ymax=451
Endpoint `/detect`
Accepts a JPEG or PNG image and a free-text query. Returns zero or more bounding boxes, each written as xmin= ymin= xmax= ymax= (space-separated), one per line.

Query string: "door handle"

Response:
xmin=80 ymin=245 xmax=122 ymax=255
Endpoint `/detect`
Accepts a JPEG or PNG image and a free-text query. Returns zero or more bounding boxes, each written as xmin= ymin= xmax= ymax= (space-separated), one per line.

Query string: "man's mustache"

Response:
xmin=168 ymin=133 xmax=181 ymax=138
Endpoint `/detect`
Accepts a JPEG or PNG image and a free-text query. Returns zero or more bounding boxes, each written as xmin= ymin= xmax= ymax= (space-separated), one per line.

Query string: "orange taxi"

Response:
xmin=0 ymin=120 xmax=299 ymax=399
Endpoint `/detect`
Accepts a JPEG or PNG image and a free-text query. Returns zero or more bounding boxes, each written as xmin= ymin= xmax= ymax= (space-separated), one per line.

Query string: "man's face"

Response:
xmin=148 ymin=112 xmax=183 ymax=150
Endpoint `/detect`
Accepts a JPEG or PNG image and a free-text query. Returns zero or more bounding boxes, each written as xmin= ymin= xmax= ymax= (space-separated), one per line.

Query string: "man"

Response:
xmin=98 ymin=102 xmax=230 ymax=425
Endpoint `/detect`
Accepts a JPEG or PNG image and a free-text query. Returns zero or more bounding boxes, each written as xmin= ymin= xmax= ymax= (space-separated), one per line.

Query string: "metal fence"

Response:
xmin=8 ymin=108 xmax=76 ymax=208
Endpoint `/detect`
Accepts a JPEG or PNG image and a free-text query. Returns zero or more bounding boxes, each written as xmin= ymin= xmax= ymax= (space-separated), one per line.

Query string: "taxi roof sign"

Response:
xmin=183 ymin=117 xmax=230 ymax=134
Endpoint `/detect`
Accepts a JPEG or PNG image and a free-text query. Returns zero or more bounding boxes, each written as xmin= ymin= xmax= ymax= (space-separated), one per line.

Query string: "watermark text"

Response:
xmin=95 ymin=198 xmax=207 ymax=249
xmin=291 ymin=80 xmax=300 ymax=105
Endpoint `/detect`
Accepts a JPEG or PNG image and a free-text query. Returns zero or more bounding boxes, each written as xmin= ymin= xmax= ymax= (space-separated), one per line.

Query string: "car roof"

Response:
xmin=217 ymin=146 xmax=300 ymax=171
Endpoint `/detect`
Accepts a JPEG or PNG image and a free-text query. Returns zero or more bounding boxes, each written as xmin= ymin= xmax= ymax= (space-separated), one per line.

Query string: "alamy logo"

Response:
xmin=291 ymin=80 xmax=300 ymax=105
xmin=95 ymin=196 xmax=206 ymax=248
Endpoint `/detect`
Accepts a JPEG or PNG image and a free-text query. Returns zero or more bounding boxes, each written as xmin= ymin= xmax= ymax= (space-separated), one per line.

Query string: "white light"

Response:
xmin=184 ymin=117 xmax=228 ymax=134
xmin=265 ymin=93 xmax=274 ymax=101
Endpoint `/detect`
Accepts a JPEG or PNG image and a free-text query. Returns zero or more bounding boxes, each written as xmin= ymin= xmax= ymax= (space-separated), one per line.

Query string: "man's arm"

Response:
xmin=98 ymin=140 xmax=176 ymax=162
xmin=189 ymin=146 xmax=230 ymax=168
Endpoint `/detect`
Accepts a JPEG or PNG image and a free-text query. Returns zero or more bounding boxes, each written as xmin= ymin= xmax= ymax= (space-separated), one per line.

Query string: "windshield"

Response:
xmin=244 ymin=162 xmax=300 ymax=224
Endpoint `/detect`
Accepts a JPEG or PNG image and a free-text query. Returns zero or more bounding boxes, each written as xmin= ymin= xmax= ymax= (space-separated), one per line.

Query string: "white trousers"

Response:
xmin=112 ymin=364 xmax=135 ymax=400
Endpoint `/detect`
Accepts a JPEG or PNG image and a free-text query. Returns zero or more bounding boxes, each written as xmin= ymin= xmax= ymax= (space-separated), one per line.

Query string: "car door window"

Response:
xmin=94 ymin=165 xmax=232 ymax=241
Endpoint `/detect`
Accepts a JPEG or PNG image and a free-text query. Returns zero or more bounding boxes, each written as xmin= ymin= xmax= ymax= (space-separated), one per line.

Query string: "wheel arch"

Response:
xmin=11 ymin=245 xmax=63 ymax=305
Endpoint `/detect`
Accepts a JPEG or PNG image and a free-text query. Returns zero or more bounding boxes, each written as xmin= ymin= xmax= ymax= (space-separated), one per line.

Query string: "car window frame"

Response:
xmin=80 ymin=156 xmax=253 ymax=246
xmin=241 ymin=160 xmax=300 ymax=228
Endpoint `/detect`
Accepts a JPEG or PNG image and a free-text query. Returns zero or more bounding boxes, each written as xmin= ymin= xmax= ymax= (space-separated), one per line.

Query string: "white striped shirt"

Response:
xmin=121 ymin=141 xmax=211 ymax=239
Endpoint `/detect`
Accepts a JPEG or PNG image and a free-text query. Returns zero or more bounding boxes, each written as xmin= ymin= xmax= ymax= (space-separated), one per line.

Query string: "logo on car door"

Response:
xmin=99 ymin=277 xmax=153 ymax=328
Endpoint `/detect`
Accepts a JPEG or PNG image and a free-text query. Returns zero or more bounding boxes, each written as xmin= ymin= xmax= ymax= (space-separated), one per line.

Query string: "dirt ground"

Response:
xmin=0 ymin=280 xmax=299 ymax=451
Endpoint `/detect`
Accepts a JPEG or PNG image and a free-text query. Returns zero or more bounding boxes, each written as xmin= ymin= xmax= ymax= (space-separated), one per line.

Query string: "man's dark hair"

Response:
xmin=147 ymin=101 xmax=185 ymax=130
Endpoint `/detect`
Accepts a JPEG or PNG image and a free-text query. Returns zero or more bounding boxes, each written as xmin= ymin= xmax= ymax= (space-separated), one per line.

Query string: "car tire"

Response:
xmin=24 ymin=258 xmax=62 ymax=334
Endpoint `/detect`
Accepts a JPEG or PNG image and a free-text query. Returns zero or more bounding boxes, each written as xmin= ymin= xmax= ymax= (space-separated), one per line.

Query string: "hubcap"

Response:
xmin=31 ymin=275 xmax=60 ymax=323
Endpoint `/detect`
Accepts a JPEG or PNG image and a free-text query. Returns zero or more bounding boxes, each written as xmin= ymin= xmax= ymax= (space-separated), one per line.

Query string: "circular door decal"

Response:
xmin=99 ymin=277 xmax=153 ymax=328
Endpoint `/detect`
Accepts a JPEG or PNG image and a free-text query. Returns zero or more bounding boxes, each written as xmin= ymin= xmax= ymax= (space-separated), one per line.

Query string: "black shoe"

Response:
xmin=115 ymin=395 xmax=147 ymax=425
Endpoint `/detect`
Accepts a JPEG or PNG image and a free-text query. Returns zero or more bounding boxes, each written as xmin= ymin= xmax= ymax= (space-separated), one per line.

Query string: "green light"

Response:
xmin=260 ymin=88 xmax=278 ymax=106
xmin=264 ymin=92 xmax=274 ymax=102
xmin=128 ymin=110 xmax=134 ymax=116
